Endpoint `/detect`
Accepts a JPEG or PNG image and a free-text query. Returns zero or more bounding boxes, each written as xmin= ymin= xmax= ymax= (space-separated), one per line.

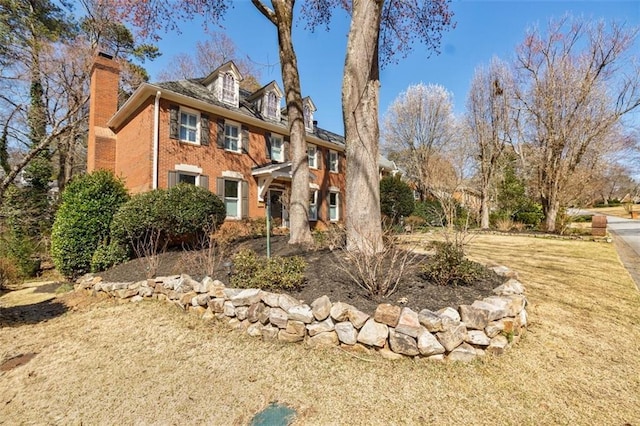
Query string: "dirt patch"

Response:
xmin=99 ymin=235 xmax=502 ymax=314
xmin=0 ymin=353 xmax=38 ymax=372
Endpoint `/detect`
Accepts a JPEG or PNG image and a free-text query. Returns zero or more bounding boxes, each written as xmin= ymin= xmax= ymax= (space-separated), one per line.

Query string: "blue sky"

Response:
xmin=144 ymin=1 xmax=640 ymax=135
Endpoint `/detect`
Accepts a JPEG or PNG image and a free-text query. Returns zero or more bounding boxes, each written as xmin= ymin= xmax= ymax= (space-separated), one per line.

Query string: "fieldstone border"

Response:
xmin=76 ymin=265 xmax=527 ymax=362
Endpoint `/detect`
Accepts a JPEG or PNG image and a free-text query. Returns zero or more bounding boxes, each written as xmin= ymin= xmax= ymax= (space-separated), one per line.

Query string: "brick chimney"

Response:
xmin=87 ymin=52 xmax=120 ymax=173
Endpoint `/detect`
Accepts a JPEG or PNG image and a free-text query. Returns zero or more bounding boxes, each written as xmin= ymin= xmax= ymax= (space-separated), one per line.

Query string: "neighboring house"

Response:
xmin=88 ymin=53 xmax=348 ymax=230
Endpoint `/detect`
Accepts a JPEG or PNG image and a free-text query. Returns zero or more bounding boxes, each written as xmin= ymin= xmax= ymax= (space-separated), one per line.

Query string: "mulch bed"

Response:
xmin=98 ymin=235 xmax=502 ymax=315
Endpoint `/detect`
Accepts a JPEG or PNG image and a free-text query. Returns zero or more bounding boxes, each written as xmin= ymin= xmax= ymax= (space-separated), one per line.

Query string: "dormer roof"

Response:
xmin=201 ymin=61 xmax=244 ymax=87
xmin=245 ymin=80 xmax=283 ymax=102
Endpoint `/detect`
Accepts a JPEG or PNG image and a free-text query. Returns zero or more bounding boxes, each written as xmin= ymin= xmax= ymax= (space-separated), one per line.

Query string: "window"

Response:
xmin=307 ymin=144 xmax=318 ymax=169
xmin=303 ymin=104 xmax=312 ymax=130
xmin=179 ymin=110 xmax=198 ymax=143
xmin=266 ymin=92 xmax=278 ymax=119
xmin=329 ymin=150 xmax=339 ymax=173
xmin=224 ymin=122 xmax=240 ymax=152
xmin=329 ymin=192 xmax=339 ymax=221
xmin=309 ymin=189 xmax=318 ymax=221
xmin=271 ymin=135 xmax=284 ymax=162
xmin=224 ymin=179 xmax=240 ymax=218
xmin=222 ymin=72 xmax=235 ymax=104
xmin=178 ymin=173 xmax=196 ymax=185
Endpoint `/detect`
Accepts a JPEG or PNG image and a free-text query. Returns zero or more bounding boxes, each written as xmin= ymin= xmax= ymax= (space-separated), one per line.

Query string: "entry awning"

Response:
xmin=251 ymin=162 xmax=317 ymax=202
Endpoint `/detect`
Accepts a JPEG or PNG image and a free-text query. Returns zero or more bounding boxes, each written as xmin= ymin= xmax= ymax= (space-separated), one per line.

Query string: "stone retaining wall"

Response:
xmin=76 ymin=265 xmax=527 ymax=362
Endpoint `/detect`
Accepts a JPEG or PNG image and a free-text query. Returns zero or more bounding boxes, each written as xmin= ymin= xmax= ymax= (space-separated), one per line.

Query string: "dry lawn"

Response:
xmin=0 ymin=234 xmax=639 ymax=425
xmin=590 ymin=205 xmax=635 ymax=219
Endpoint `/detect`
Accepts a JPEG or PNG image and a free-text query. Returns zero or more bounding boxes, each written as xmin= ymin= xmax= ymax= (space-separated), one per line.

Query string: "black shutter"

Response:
xmin=265 ymin=132 xmax=272 ymax=160
xmin=316 ymin=147 xmax=323 ymax=170
xmin=168 ymin=171 xmax=177 ymax=188
xmin=241 ymin=125 xmax=250 ymax=153
xmin=241 ymin=180 xmax=249 ymax=218
xmin=216 ymin=119 xmax=225 ymax=148
xmin=169 ymin=105 xmax=179 ymax=139
xmin=200 ymin=114 xmax=210 ymax=146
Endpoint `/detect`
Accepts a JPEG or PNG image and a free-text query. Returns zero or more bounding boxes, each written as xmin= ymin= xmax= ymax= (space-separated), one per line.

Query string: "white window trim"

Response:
xmin=175 ymin=164 xmax=203 ymax=174
xmin=271 ymin=134 xmax=284 ymax=162
xmin=308 ymin=144 xmax=318 ymax=169
xmin=222 ymin=170 xmax=244 ymax=179
xmin=265 ymin=91 xmax=280 ymax=120
xmin=224 ymin=120 xmax=241 ymax=153
xmin=329 ymin=150 xmax=339 ymax=173
xmin=179 ymin=107 xmax=200 ymax=145
xmin=223 ymin=178 xmax=242 ymax=220
xmin=222 ymin=72 xmax=236 ymax=105
xmin=177 ymin=172 xmax=200 ymax=186
xmin=303 ymin=104 xmax=313 ymax=132
xmin=329 ymin=191 xmax=340 ymax=222
xmin=309 ymin=188 xmax=318 ymax=221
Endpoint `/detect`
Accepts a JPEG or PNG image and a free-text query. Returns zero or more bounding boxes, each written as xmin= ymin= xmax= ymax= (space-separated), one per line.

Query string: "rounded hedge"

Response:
xmin=51 ymin=170 xmax=129 ymax=278
xmin=380 ymin=175 xmax=415 ymax=223
xmin=111 ymin=183 xmax=226 ymax=248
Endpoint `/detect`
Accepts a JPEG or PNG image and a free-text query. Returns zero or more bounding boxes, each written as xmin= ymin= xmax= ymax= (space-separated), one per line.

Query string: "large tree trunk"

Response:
xmin=342 ymin=0 xmax=384 ymax=253
xmin=541 ymin=195 xmax=559 ymax=232
xmin=272 ymin=2 xmax=312 ymax=245
xmin=480 ymin=188 xmax=490 ymax=229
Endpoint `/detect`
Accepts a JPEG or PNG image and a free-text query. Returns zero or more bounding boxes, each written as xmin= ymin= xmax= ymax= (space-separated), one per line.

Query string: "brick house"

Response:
xmin=88 ymin=53 xmax=348 ymax=230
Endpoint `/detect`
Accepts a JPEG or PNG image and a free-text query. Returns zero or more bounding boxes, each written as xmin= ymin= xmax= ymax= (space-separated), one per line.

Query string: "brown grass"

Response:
xmin=0 ymin=234 xmax=639 ymax=424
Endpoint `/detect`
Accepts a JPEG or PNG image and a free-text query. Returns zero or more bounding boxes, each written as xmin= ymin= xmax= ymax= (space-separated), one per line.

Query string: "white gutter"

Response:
xmin=152 ymin=90 xmax=161 ymax=189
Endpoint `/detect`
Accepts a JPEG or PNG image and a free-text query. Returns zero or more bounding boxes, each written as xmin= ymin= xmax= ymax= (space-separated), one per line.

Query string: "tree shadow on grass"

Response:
xmin=0 ymin=298 xmax=69 ymax=327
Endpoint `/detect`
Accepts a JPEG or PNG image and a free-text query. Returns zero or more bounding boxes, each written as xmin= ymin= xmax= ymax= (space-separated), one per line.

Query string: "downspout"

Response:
xmin=152 ymin=91 xmax=161 ymax=189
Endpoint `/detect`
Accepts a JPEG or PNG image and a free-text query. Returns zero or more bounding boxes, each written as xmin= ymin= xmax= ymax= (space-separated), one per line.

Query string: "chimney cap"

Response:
xmin=98 ymin=51 xmax=113 ymax=60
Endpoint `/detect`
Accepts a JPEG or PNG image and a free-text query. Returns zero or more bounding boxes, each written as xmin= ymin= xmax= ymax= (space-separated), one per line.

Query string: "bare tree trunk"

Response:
xmin=342 ymin=0 xmax=384 ymax=253
xmin=480 ymin=189 xmax=491 ymax=229
xmin=541 ymin=196 xmax=559 ymax=232
xmin=254 ymin=0 xmax=312 ymax=245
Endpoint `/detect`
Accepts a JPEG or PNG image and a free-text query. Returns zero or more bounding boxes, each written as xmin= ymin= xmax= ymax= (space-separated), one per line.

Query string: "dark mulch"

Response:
xmin=98 ymin=235 xmax=502 ymax=315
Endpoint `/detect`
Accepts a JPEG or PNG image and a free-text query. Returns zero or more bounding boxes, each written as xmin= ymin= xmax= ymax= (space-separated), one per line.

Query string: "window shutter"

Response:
xmin=216 ymin=177 xmax=224 ymax=198
xmin=241 ymin=180 xmax=249 ymax=219
xmin=199 ymin=175 xmax=209 ymax=190
xmin=168 ymin=171 xmax=177 ymax=188
xmin=169 ymin=105 xmax=179 ymax=139
xmin=200 ymin=114 xmax=210 ymax=146
xmin=317 ymin=147 xmax=323 ymax=170
xmin=265 ymin=132 xmax=272 ymax=160
xmin=216 ymin=119 xmax=225 ymax=148
xmin=241 ymin=125 xmax=250 ymax=153
xmin=284 ymin=137 xmax=290 ymax=162
xmin=326 ymin=191 xmax=331 ymax=221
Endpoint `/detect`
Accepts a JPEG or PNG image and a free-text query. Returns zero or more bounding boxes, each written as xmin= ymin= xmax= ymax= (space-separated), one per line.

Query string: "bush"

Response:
xmin=230 ymin=249 xmax=306 ymax=291
xmin=51 ymin=170 xmax=129 ymax=278
xmin=380 ymin=175 xmax=415 ymax=224
xmin=111 ymin=184 xmax=226 ymax=248
xmin=413 ymin=200 xmax=445 ymax=226
xmin=422 ymin=241 xmax=486 ymax=286
xmin=90 ymin=241 xmax=129 ymax=273
xmin=0 ymin=257 xmax=19 ymax=289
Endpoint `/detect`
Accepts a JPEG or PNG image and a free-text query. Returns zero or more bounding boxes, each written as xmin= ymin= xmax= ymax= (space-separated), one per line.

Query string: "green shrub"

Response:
xmin=111 ymin=184 xmax=225 ymax=248
xmin=380 ymin=175 xmax=415 ymax=224
xmin=90 ymin=241 xmax=129 ymax=273
xmin=413 ymin=200 xmax=445 ymax=226
xmin=422 ymin=241 xmax=486 ymax=286
xmin=230 ymin=248 xmax=306 ymax=291
xmin=51 ymin=170 xmax=129 ymax=279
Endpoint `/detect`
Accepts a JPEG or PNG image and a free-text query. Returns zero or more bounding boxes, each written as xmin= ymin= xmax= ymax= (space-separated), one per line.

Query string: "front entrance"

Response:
xmin=269 ymin=190 xmax=286 ymax=227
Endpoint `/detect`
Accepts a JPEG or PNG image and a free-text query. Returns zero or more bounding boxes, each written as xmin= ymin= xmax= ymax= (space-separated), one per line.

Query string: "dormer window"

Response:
xmin=222 ymin=72 xmax=235 ymax=104
xmin=266 ymin=92 xmax=278 ymax=119
xmin=302 ymin=97 xmax=316 ymax=132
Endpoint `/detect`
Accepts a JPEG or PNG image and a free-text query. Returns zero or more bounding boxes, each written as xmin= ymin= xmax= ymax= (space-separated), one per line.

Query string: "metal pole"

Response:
xmin=266 ymin=192 xmax=271 ymax=258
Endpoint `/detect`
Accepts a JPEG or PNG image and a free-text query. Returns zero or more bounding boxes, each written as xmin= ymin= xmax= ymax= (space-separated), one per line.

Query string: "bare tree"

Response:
xmin=513 ymin=16 xmax=640 ymax=231
xmin=157 ymin=31 xmax=262 ymax=91
xmin=465 ymin=57 xmax=514 ymax=229
xmin=383 ymin=83 xmax=468 ymax=226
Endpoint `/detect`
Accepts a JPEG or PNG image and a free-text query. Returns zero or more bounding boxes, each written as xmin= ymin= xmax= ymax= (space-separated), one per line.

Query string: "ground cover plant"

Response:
xmin=0 ymin=234 xmax=638 ymax=424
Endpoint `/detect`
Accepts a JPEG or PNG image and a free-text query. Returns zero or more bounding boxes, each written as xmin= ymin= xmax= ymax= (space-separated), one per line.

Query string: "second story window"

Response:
xmin=266 ymin=92 xmax=278 ymax=119
xmin=180 ymin=110 xmax=198 ymax=144
xmin=329 ymin=150 xmax=339 ymax=173
xmin=303 ymin=104 xmax=312 ymax=131
xmin=224 ymin=122 xmax=240 ymax=152
xmin=307 ymin=144 xmax=318 ymax=169
xmin=271 ymin=135 xmax=284 ymax=162
xmin=222 ymin=72 xmax=235 ymax=104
